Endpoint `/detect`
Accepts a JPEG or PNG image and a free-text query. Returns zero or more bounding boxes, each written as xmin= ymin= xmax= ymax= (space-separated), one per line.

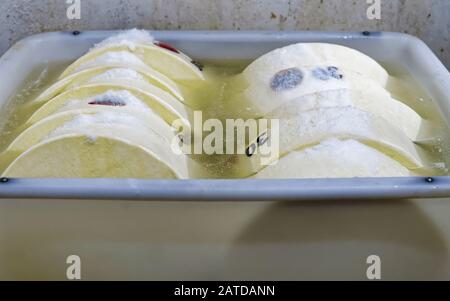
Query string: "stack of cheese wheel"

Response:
xmin=1 ymin=29 xmax=204 ymax=179
xmin=237 ymin=43 xmax=428 ymax=178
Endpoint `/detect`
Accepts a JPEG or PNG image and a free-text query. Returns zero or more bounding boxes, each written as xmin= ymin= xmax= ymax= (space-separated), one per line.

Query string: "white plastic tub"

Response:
xmin=0 ymin=31 xmax=450 ymax=281
xmin=0 ymin=30 xmax=449 ymax=200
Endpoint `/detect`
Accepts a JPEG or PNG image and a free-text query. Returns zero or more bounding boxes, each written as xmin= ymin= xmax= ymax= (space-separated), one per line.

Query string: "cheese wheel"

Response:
xmin=243 ymin=43 xmax=388 ymax=88
xmin=239 ymin=107 xmax=426 ymax=176
xmin=253 ymin=139 xmax=413 ymax=178
xmin=25 ymin=84 xmax=190 ymax=129
xmin=5 ymin=106 xmax=176 ymax=155
xmin=60 ymin=29 xmax=204 ymax=81
xmin=33 ymin=63 xmax=184 ymax=104
xmin=3 ymin=124 xmax=188 ymax=179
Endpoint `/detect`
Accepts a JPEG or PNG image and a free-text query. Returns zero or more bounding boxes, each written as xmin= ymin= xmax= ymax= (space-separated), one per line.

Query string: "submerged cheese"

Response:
xmin=243 ymin=43 xmax=389 ymax=87
xmin=254 ymin=139 xmax=413 ymax=178
xmin=61 ymin=29 xmax=205 ymax=81
xmin=72 ymin=51 xmax=150 ymax=74
xmin=26 ymin=82 xmax=191 ymax=129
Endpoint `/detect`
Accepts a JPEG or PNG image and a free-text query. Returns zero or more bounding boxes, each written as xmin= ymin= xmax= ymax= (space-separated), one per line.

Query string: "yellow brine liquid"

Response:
xmin=0 ymin=59 xmax=448 ymax=178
